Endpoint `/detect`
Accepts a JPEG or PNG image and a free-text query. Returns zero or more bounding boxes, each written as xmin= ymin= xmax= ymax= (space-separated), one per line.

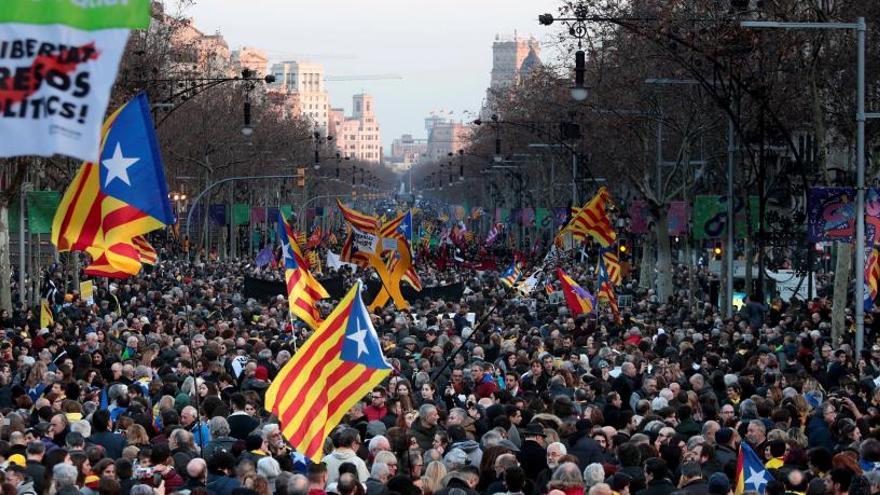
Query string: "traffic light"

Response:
xmin=296 ymin=167 xmax=305 ymax=187
xmin=560 ymin=122 xmax=581 ymax=141
xmin=713 ymin=242 xmax=723 ymax=260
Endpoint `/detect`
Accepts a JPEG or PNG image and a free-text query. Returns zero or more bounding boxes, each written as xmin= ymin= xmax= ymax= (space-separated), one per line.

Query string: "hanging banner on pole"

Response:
xmin=27 ymin=191 xmax=60 ymax=234
xmin=692 ymin=195 xmax=759 ymax=240
xmin=0 ymin=24 xmax=129 ymax=162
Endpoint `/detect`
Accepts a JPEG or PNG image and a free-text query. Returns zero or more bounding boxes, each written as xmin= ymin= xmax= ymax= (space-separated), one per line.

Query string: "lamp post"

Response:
xmin=539 ymin=9 xmax=589 ymax=101
xmin=137 ymin=68 xmax=276 ymax=131
xmin=740 ymin=18 xmax=872 ymax=352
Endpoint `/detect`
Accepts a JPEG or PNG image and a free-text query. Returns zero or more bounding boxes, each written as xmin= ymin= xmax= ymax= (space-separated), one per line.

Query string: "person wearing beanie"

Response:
xmin=707 ymin=472 xmax=731 ymax=495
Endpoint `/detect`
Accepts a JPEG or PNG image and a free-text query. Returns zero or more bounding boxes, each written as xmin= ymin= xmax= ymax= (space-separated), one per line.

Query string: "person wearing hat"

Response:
xmin=706 ymin=472 xmax=730 ymax=495
xmin=516 ymin=422 xmax=548 ymax=480
xmin=5 ymin=461 xmax=37 ymax=495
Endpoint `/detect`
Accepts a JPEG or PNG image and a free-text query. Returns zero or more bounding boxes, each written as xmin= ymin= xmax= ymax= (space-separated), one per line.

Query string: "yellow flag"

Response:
xmin=40 ymin=299 xmax=53 ymax=329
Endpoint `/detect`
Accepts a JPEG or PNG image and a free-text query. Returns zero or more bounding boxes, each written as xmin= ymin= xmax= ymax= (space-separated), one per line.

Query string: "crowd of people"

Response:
xmin=0 ymin=242 xmax=878 ymax=495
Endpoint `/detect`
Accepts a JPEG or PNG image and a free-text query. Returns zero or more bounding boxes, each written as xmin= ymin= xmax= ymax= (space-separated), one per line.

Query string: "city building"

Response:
xmin=426 ymin=119 xmax=470 ymax=162
xmin=232 ymin=46 xmax=268 ymax=76
xmin=333 ymin=94 xmax=383 ymax=163
xmin=489 ymin=33 xmax=541 ymax=91
xmin=265 ymin=91 xmax=301 ymax=120
xmin=390 ymin=134 xmax=428 ymax=168
xmin=269 ymin=60 xmax=331 ymax=132
xmin=154 ymin=10 xmax=233 ymax=77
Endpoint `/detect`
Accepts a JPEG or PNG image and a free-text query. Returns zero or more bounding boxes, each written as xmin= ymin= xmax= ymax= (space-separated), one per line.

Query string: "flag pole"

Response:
xmin=289 ymin=312 xmax=298 ymax=353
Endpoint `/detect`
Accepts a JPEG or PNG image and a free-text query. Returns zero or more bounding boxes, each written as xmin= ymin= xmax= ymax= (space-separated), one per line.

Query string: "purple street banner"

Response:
xmin=628 ymin=200 xmax=650 ymax=234
xmin=627 ymin=200 xmax=689 ymax=235
xmin=668 ymin=201 xmax=689 ymax=236
xmin=251 ymin=207 xmax=266 ymax=224
xmin=807 ymin=188 xmax=856 ymax=242
xmin=808 ymin=187 xmax=880 ymax=244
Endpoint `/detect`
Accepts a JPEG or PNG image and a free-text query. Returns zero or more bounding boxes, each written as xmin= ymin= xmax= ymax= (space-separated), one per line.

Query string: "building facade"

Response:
xmin=489 ymin=33 xmax=541 ymax=91
xmin=269 ymin=60 xmax=331 ymax=132
xmin=333 ymin=94 xmax=382 ymax=163
xmin=426 ymin=120 xmax=469 ymax=162
xmin=232 ymin=46 xmax=268 ymax=76
xmin=390 ymin=134 xmax=428 ymax=168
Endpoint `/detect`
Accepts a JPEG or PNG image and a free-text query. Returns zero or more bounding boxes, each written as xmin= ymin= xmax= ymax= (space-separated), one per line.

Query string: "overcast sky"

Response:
xmin=187 ymin=0 xmax=562 ymax=152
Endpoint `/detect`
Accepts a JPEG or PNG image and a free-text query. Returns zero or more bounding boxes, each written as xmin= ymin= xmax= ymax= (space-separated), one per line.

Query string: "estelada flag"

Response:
xmin=264 ymin=280 xmax=392 ymax=461
xmin=51 ymin=92 xmax=173 ymax=278
xmin=278 ymin=212 xmax=328 ymax=330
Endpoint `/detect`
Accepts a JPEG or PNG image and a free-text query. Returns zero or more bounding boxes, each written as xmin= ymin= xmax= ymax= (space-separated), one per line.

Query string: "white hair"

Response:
xmin=368 ymin=435 xmax=390 ymax=454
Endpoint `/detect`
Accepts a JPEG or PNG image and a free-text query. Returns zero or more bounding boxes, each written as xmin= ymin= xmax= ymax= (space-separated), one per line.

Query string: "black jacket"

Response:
xmin=227 ymin=413 xmax=260 ymax=441
xmin=636 ymin=479 xmax=677 ymax=495
xmin=88 ymin=431 xmax=127 ymax=460
xmin=671 ymin=479 xmax=709 ymax=495
xmin=516 ymin=440 xmax=548 ymax=480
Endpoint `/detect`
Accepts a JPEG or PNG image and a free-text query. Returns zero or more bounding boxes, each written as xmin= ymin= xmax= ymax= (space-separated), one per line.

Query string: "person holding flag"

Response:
xmin=264 ymin=280 xmax=392 ymax=462
xmin=277 ymin=212 xmax=329 ymax=330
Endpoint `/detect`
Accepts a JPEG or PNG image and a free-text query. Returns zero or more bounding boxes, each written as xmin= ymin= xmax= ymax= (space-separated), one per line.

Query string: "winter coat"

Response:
xmin=321 ymin=449 xmax=369 ymax=486
xmin=411 ymin=421 xmax=440 ymax=452
xmin=806 ymin=415 xmax=834 ymax=452
xmin=206 ymin=473 xmax=241 ymax=495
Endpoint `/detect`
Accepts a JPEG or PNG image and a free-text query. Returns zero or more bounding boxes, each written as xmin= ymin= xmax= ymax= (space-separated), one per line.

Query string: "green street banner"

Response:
xmin=233 ymin=203 xmax=250 ymax=225
xmin=693 ymin=195 xmax=759 ymax=240
xmin=27 ymin=190 xmax=60 ymax=234
xmin=0 ymin=0 xmax=151 ymax=30
xmin=0 ymin=24 xmax=129 ymax=162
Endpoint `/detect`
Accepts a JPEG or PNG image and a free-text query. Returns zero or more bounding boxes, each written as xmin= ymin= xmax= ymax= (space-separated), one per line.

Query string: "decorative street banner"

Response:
xmin=807 ymin=187 xmax=880 ymax=244
xmin=692 ymin=195 xmax=759 ymax=240
xmin=26 ymin=190 xmax=60 ymax=234
xmin=209 ymin=204 xmax=227 ymax=226
xmin=251 ymin=207 xmax=266 ymax=223
xmin=628 ymin=200 xmax=651 ymax=234
xmin=627 ymin=200 xmax=689 ymax=235
xmin=537 ymin=208 xmax=553 ymax=231
xmin=0 ymin=24 xmax=129 ymax=162
xmin=668 ymin=201 xmax=689 ymax=236
xmin=554 ymin=207 xmax=570 ymax=228
xmin=232 ymin=203 xmax=250 ymax=225
xmin=807 ymin=187 xmax=856 ymax=242
xmin=0 ymin=0 xmax=151 ymax=30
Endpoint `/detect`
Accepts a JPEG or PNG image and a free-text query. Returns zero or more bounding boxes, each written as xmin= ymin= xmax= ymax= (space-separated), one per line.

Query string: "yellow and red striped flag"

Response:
xmin=867 ymin=246 xmax=880 ymax=302
xmin=278 ymin=212 xmax=329 ymax=330
xmin=601 ymin=248 xmax=622 ymax=286
xmin=52 ymin=93 xmax=173 ymax=278
xmin=338 ymin=199 xmax=380 ymax=267
xmin=558 ymin=187 xmax=616 ymax=247
xmin=265 ymin=280 xmax=392 ymax=461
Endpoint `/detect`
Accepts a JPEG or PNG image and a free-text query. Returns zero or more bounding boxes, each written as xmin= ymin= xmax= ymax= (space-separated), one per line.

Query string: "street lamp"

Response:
xmin=571 ymin=50 xmax=589 ymax=101
xmin=741 ymin=17 xmax=873 ymax=353
xmin=537 ymin=10 xmax=589 ymax=101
